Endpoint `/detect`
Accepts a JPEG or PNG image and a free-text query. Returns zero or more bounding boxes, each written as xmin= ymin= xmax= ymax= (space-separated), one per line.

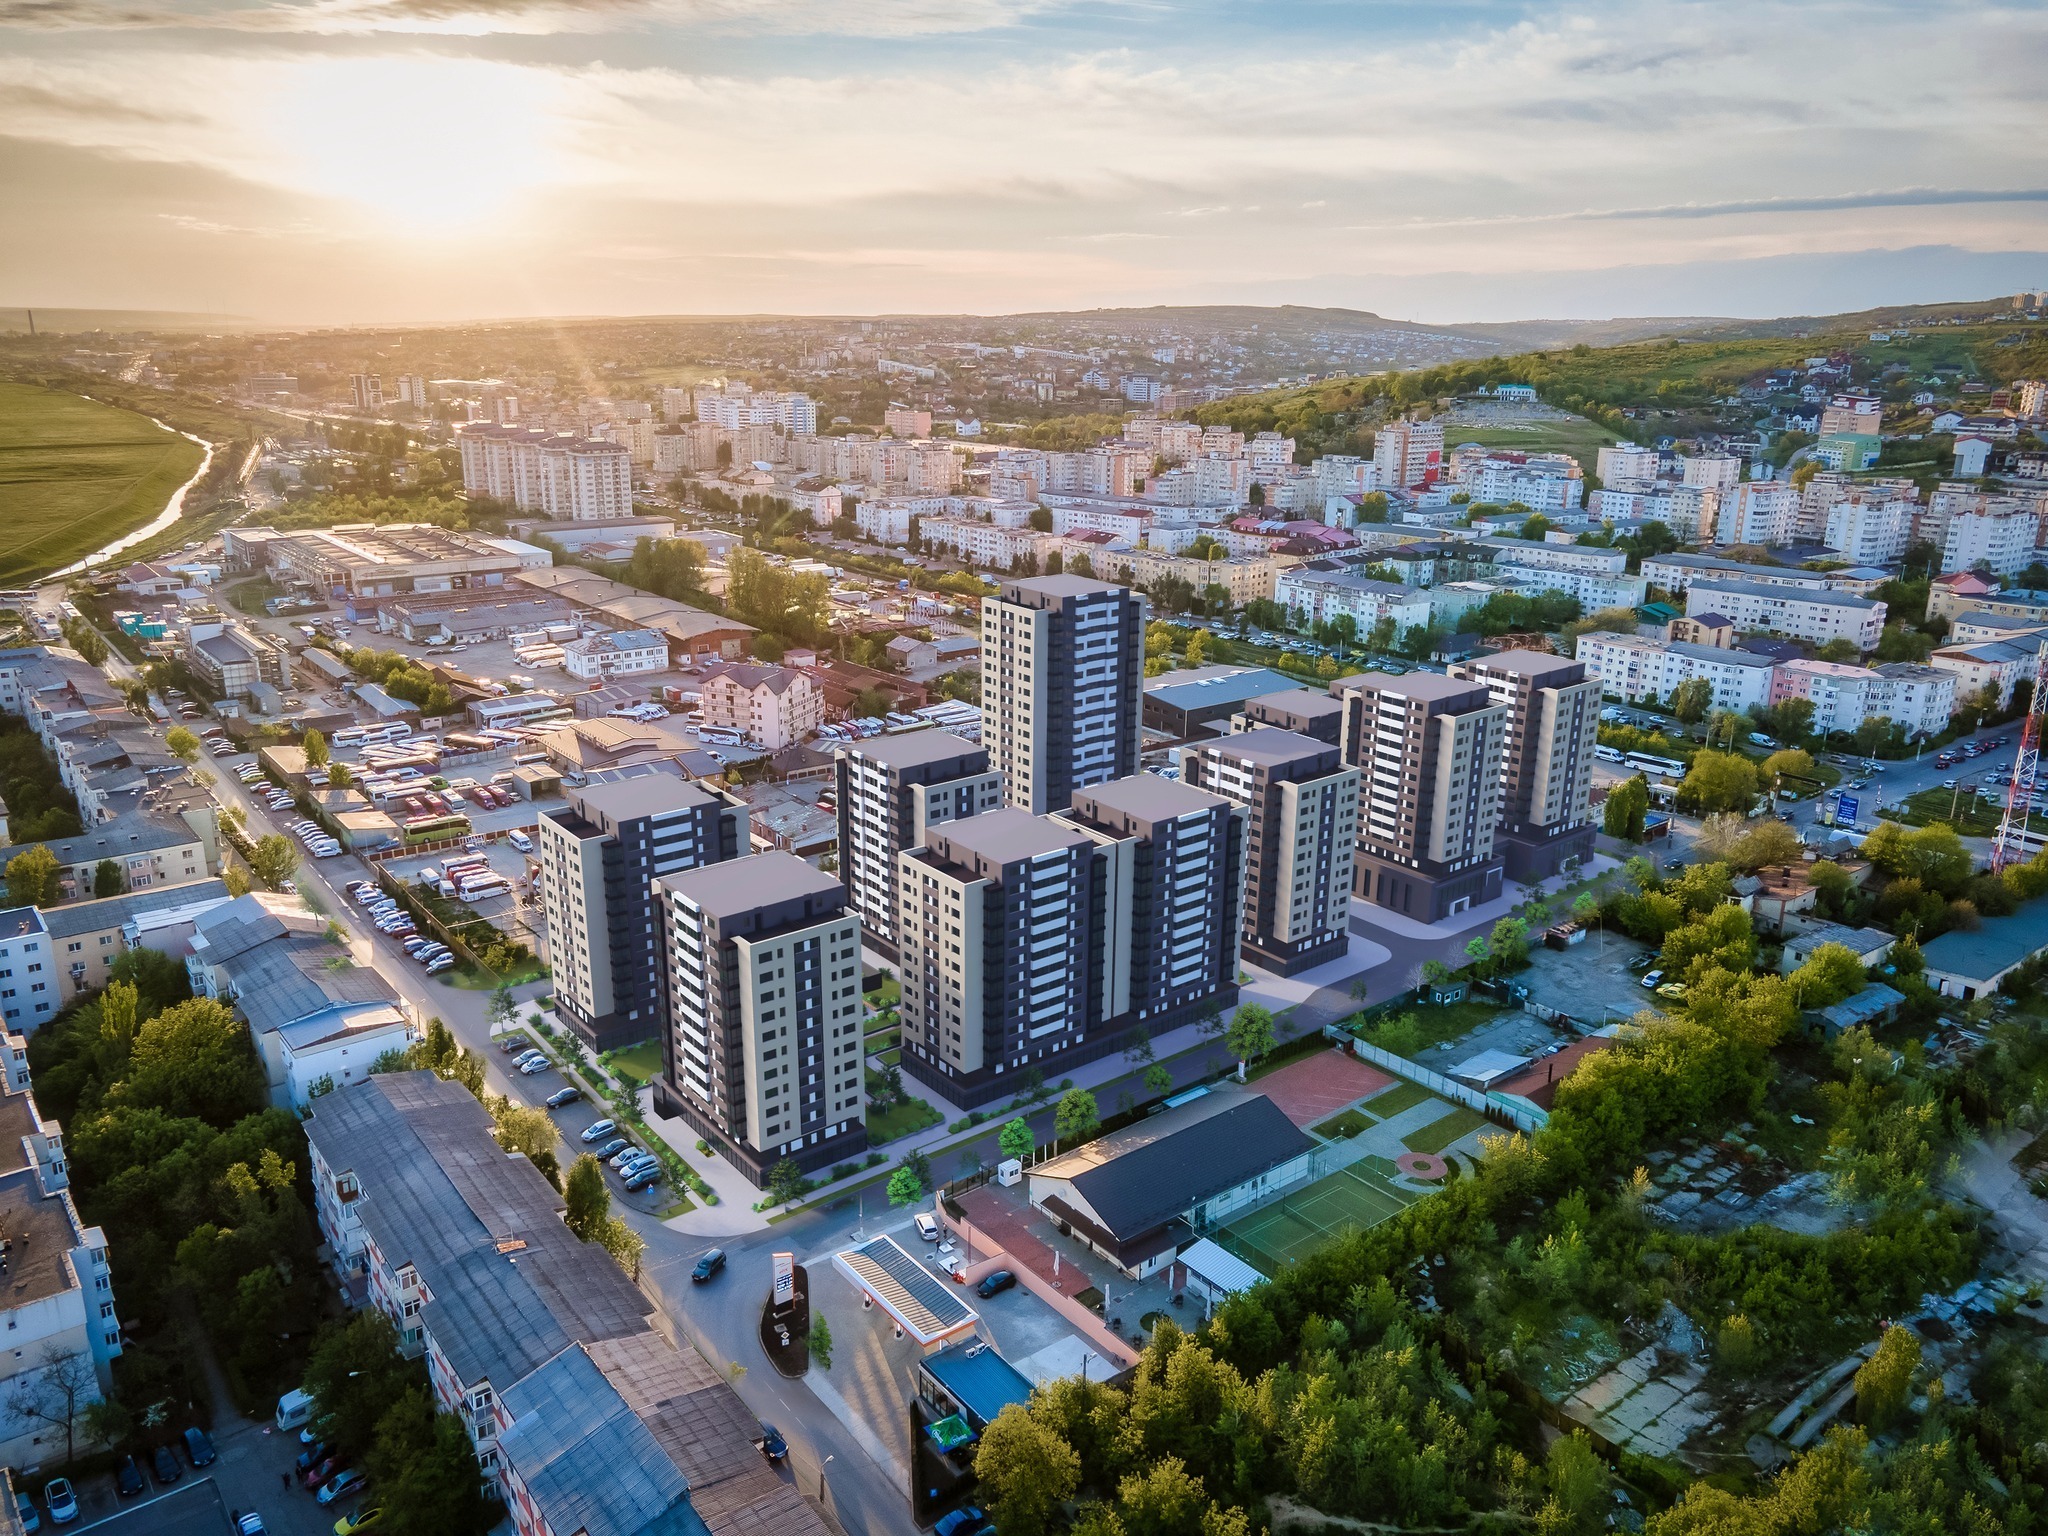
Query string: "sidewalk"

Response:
xmin=639 ymin=1087 xmax=779 ymax=1236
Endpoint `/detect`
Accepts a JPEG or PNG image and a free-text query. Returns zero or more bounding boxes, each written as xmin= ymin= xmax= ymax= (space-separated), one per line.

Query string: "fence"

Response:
xmin=1322 ymin=1026 xmax=1547 ymax=1134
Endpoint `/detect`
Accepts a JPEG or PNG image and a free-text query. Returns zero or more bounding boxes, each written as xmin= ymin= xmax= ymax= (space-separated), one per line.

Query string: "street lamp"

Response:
xmin=819 ymin=1454 xmax=833 ymax=1500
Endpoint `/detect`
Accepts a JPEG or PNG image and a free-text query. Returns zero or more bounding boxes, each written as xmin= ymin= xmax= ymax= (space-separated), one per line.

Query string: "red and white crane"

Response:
xmin=1990 ymin=644 xmax=2048 ymax=873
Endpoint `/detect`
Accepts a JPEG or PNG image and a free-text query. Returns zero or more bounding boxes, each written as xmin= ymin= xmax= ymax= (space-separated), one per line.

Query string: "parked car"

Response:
xmin=518 ymin=1057 xmax=550 ymax=1076
xmin=624 ymin=1166 xmax=663 ymax=1192
xmin=545 ymin=1087 xmax=581 ymax=1108
xmin=692 ymin=1248 xmax=726 ymax=1282
xmin=304 ymin=1455 xmax=340 ymax=1490
xmin=115 ymin=1455 xmax=145 ymax=1497
xmin=591 ymin=1138 xmax=629 ymax=1159
xmin=580 ymin=1119 xmax=617 ymax=1143
xmin=934 ymin=1508 xmax=992 ymax=1536
xmin=333 ymin=1509 xmax=385 ymax=1535
xmin=316 ymin=1471 xmax=368 ymax=1506
xmin=976 ymin=1269 xmax=1017 ymax=1298
xmin=152 ymin=1443 xmax=183 ymax=1485
xmin=42 ymin=1479 xmax=76 ymax=1525
xmin=1640 ymin=970 xmax=1665 ymax=990
xmin=914 ymin=1212 xmax=940 ymax=1242
xmin=756 ymin=1423 xmax=787 ymax=1463
xmin=236 ymin=1515 xmax=267 ymax=1536
xmin=296 ymin=1440 xmax=329 ymax=1474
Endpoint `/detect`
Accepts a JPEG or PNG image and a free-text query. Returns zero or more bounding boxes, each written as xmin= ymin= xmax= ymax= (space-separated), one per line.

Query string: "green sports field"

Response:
xmin=0 ymin=383 xmax=206 ymax=585
xmin=1216 ymin=1157 xmax=1425 ymax=1276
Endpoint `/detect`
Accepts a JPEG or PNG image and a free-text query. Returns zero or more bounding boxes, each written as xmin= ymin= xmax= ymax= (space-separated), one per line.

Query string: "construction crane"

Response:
xmin=1990 ymin=645 xmax=2048 ymax=872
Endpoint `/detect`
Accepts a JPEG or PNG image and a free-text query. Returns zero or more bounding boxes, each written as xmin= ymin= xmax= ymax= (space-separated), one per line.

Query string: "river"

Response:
xmin=52 ymin=403 xmax=216 ymax=579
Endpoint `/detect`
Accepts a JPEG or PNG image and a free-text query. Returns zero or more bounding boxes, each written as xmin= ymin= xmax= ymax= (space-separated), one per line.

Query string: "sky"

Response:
xmin=2 ymin=0 xmax=2046 ymax=326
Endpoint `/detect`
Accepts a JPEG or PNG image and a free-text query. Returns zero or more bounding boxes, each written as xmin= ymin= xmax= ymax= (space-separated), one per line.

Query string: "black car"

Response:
xmin=545 ymin=1087 xmax=581 ymax=1109
xmin=152 ymin=1444 xmax=182 ymax=1485
xmin=976 ymin=1268 xmax=1017 ymax=1299
xmin=692 ymin=1248 xmax=726 ymax=1283
xmin=183 ymin=1425 xmax=216 ymax=1467
xmin=758 ymin=1423 xmax=788 ymax=1462
xmin=115 ymin=1455 xmax=145 ymax=1496
xmin=296 ymin=1439 xmax=329 ymax=1474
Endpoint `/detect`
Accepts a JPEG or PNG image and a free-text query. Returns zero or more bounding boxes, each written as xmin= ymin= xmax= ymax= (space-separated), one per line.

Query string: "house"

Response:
xmin=697 ymin=662 xmax=823 ymax=751
xmin=1779 ymin=918 xmax=1894 ymax=973
xmin=119 ymin=561 xmax=183 ymax=597
xmin=1027 ymin=1089 xmax=1314 ymax=1278
xmin=884 ymin=633 xmax=981 ymax=680
xmin=185 ymin=894 xmax=414 ymax=1108
xmin=1922 ymin=901 xmax=2048 ymax=999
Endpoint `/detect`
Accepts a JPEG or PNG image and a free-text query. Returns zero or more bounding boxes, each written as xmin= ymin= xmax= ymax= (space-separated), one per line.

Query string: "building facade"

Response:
xmin=696 ymin=662 xmax=823 ymax=751
xmin=1684 ymin=580 xmax=1886 ymax=651
xmin=539 ymin=772 xmax=746 ymax=1051
xmin=1181 ymin=729 xmax=1356 ymax=976
xmin=1448 ymin=650 xmax=1599 ymax=882
xmin=1571 ymin=632 xmax=1776 ymax=713
xmin=1336 ymin=671 xmax=1508 ymax=921
xmin=981 ymin=576 xmax=1145 ymax=815
xmin=833 ymin=732 xmax=1002 ymax=962
xmin=654 ymin=854 xmax=865 ymax=1184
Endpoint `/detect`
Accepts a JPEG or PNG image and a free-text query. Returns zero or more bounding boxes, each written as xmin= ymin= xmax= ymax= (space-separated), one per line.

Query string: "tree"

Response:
xmin=1143 ymin=1062 xmax=1173 ymax=1096
xmin=1224 ymin=1004 xmax=1276 ymax=1076
xmin=92 ymin=857 xmax=124 ymax=899
xmin=808 ymin=1314 xmax=834 ymax=1369
xmin=1762 ymin=747 xmax=1816 ymax=781
xmin=302 ymin=729 xmax=330 ymax=769
xmin=487 ymin=985 xmax=517 ymax=1034
xmin=1488 ymin=916 xmax=1530 ymax=970
xmin=326 ymin=760 xmax=354 ymax=790
xmin=599 ymin=1216 xmax=646 ymax=1279
xmin=305 ymin=1311 xmax=415 ymax=1460
xmin=1603 ymin=775 xmax=1650 ymax=840
xmin=1732 ymin=818 xmax=1805 ymax=870
xmin=246 ymin=833 xmax=299 ymax=887
xmin=97 ymin=978 xmax=140 ymax=1078
xmin=1790 ymin=942 xmax=1869 ymax=1009
xmin=886 ymin=1166 xmax=926 ymax=1207
xmin=5 ymin=844 xmax=61 ymax=908
xmin=222 ymin=862 xmax=251 ymax=898
xmin=1854 ymin=1324 xmax=1920 ymax=1430
xmin=1675 ymin=750 xmax=1761 ymax=814
xmin=1815 ymin=637 xmax=1861 ymax=664
xmin=1054 ymin=1088 xmax=1101 ymax=1144
xmin=117 ymin=997 xmax=264 ymax=1125
xmin=366 ymin=1386 xmax=498 ymax=1535
xmin=1668 ymin=676 xmax=1713 ymax=724
xmin=1862 ymin=821 xmax=1973 ymax=896
xmin=5 ymin=1345 xmax=98 ymax=1465
xmin=767 ymin=1157 xmax=805 ymax=1205
xmin=164 ymin=725 xmax=200 ymax=762
xmin=998 ymin=1117 xmax=1034 ymax=1163
xmin=491 ymin=1100 xmax=556 ymax=1163
xmin=563 ymin=1154 xmax=610 ymax=1240
xmin=975 ymin=1403 xmax=1082 ymax=1536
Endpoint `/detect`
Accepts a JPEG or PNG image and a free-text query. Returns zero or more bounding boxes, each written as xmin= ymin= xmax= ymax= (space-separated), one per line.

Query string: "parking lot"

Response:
xmin=489 ymin=1029 xmax=677 ymax=1215
xmin=1509 ymin=932 xmax=1663 ymax=1031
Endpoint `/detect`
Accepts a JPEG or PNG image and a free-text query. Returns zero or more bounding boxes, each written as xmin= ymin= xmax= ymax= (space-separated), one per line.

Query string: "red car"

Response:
xmin=303 ymin=1455 xmax=339 ymax=1490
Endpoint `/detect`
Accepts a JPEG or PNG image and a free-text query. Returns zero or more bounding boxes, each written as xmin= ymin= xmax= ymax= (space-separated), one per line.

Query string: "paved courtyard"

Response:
xmin=1255 ymin=1047 xmax=1393 ymax=1129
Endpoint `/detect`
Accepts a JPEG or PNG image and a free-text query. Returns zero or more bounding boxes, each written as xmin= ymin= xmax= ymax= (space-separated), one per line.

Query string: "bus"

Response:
xmin=1625 ymin=752 xmax=1686 ymax=779
xmin=402 ymin=813 xmax=472 ymax=840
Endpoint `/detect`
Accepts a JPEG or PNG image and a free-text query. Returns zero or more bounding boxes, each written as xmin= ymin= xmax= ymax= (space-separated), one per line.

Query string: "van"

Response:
xmin=508 ymin=830 xmax=533 ymax=852
xmin=275 ymin=1387 xmax=316 ymax=1433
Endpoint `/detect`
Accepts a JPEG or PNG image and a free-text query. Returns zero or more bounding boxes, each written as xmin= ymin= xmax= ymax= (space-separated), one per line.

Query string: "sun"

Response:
xmin=258 ymin=55 xmax=574 ymax=234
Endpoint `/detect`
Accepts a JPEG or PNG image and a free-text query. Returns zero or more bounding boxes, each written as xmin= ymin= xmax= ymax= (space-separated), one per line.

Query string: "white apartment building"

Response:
xmin=1046 ymin=502 xmax=1152 ymax=544
xmin=1468 ymin=453 xmax=1585 ymax=513
xmin=1685 ymin=580 xmax=1886 ymax=651
xmin=1475 ymin=537 xmax=1630 ymax=576
xmin=1493 ymin=565 xmax=1649 ymax=611
xmin=0 ymin=910 xmax=55 ymax=1033
xmin=1869 ymin=663 xmax=1958 ymax=736
xmin=560 ymin=628 xmax=668 ymax=681
xmin=1589 ymin=484 xmax=1718 ymax=541
xmin=1930 ymin=637 xmax=2043 ymax=710
xmin=1682 ymin=455 xmax=1742 ymax=494
xmin=1572 ymin=632 xmax=1777 ymax=713
xmin=696 ymin=663 xmax=823 ymax=752
xmin=918 ymin=518 xmax=1054 ymax=570
xmin=1314 ymin=456 xmax=1377 ymax=501
xmin=1641 ymin=553 xmax=1833 ymax=596
xmin=1716 ymin=482 xmax=1799 ymax=547
xmin=1246 ymin=433 xmax=1297 ymax=475
xmin=1595 ymin=445 xmax=1661 ymax=490
xmin=1825 ymin=496 xmax=1914 ymax=565
xmin=1272 ymin=567 xmax=1434 ymax=636
xmin=1772 ymin=659 xmax=1955 ymax=737
xmin=350 ymin=373 xmax=382 ymax=411
xmin=1374 ymin=419 xmax=1445 ymax=490
xmin=1942 ymin=506 xmax=2036 ymax=577
xmin=1192 ymin=455 xmax=1252 ymax=505
xmin=1821 ymin=394 xmax=1883 ymax=437
xmin=856 ymin=498 xmax=916 ymax=545
xmin=457 ymin=425 xmax=634 ymax=521
xmin=694 ymin=385 xmax=818 ymax=433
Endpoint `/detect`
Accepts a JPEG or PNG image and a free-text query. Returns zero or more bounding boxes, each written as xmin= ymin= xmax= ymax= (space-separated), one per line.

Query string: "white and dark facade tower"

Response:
xmin=1449 ymin=649 xmax=1600 ymax=882
xmin=1183 ymin=727 xmax=1359 ymax=976
xmin=981 ymin=575 xmax=1145 ymax=814
xmin=896 ymin=809 xmax=1108 ymax=1107
xmin=653 ymin=853 xmax=865 ymax=1185
xmin=537 ymin=772 xmax=745 ymax=1051
xmin=1055 ymin=776 xmax=1246 ymax=1026
xmin=833 ymin=731 xmax=1002 ymax=961
xmin=1336 ymin=670 xmax=1508 ymax=922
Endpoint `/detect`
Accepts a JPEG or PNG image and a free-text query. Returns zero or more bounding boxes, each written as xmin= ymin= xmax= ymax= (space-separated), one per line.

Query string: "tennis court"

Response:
xmin=1214 ymin=1156 xmax=1424 ymax=1275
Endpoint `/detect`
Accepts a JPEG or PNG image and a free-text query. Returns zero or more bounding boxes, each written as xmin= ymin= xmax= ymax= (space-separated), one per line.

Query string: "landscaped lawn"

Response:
xmin=1403 ymin=1107 xmax=1491 ymax=1154
xmin=1350 ymin=998 xmax=1511 ymax=1058
xmin=868 ymin=975 xmax=901 ymax=1010
xmin=1360 ymin=1081 xmax=1436 ymax=1120
xmin=0 ymin=382 xmax=207 ymax=584
xmin=609 ymin=1038 xmax=665 ymax=1086
xmin=1312 ymin=1108 xmax=1374 ymax=1140
xmin=866 ymin=1096 xmax=943 ymax=1144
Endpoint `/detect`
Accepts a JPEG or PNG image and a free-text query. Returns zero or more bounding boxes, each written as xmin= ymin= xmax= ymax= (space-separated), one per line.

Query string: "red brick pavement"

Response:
xmin=1255 ymin=1045 xmax=1394 ymax=1128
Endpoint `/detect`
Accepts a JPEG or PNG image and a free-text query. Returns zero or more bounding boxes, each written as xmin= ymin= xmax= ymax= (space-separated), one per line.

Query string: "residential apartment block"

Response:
xmin=833 ymin=731 xmax=1001 ymax=963
xmin=560 ymin=627 xmax=667 ymax=681
xmin=1449 ymin=650 xmax=1600 ymax=882
xmin=1373 ymin=418 xmax=1444 ymax=490
xmin=1230 ymin=687 xmax=1345 ymax=745
xmin=456 ymin=423 xmax=635 ymax=521
xmin=1770 ymin=659 xmax=1957 ymax=738
xmin=1683 ymin=580 xmax=1885 ymax=651
xmin=1335 ymin=671 xmax=1508 ymax=922
xmin=1056 ymin=776 xmax=1247 ymax=1022
xmin=695 ymin=662 xmax=823 ymax=752
xmin=1181 ymin=728 xmax=1355 ymax=975
xmin=1572 ymin=632 xmax=1778 ymax=714
xmin=981 ymin=576 xmax=1144 ymax=815
xmin=539 ymin=771 xmax=746 ymax=1051
xmin=897 ymin=810 xmax=1107 ymax=1107
xmin=654 ymin=853 xmax=865 ymax=1183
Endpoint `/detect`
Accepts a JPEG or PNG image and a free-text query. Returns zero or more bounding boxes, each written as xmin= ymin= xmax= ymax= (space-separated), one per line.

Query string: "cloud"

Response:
xmin=0 ymin=0 xmax=1065 ymax=35
xmin=1578 ymin=187 xmax=2048 ymax=221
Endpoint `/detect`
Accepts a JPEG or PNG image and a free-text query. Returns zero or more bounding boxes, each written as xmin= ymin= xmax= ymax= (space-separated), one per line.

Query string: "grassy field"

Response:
xmin=0 ymin=382 xmax=206 ymax=584
xmin=1888 ymin=785 xmax=2005 ymax=836
xmin=1403 ymin=1106 xmax=1490 ymax=1154
xmin=1439 ymin=416 xmax=1622 ymax=477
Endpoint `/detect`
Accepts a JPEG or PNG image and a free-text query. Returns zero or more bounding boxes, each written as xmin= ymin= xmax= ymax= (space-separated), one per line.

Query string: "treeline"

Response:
xmin=343 ymin=645 xmax=458 ymax=713
xmin=0 ymin=713 xmax=85 ymax=841
xmin=266 ymin=491 xmax=470 ymax=532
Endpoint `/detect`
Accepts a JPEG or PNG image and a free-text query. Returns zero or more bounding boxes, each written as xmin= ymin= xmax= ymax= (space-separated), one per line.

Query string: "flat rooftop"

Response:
xmin=0 ymin=1168 xmax=82 ymax=1309
xmin=1068 ymin=773 xmax=1231 ymax=826
xmin=1144 ymin=665 xmax=1297 ymax=708
xmin=838 ymin=728 xmax=986 ymax=771
xmin=570 ymin=771 xmax=720 ymax=826
xmin=1242 ymin=688 xmax=1344 ymax=720
xmin=924 ymin=807 xmax=1091 ymax=869
xmin=998 ymin=574 xmax=1126 ymax=605
xmin=661 ymin=850 xmax=844 ymax=920
xmin=1457 ymin=648 xmax=1582 ymax=680
xmin=1333 ymin=668 xmax=1490 ymax=704
xmin=1196 ymin=725 xmax=1334 ymax=769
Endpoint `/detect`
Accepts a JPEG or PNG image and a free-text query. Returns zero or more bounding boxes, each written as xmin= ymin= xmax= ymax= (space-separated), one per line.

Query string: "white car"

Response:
xmin=518 ymin=1056 xmax=550 ymax=1075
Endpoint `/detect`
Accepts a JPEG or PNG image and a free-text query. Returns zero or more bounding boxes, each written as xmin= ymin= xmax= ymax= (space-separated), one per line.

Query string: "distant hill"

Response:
xmin=0 ymin=308 xmax=259 ymax=335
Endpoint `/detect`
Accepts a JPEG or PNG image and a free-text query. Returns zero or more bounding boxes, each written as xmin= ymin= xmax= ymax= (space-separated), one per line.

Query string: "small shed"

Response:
xmin=1809 ymin=982 xmax=1905 ymax=1039
xmin=1174 ymin=1237 xmax=1266 ymax=1315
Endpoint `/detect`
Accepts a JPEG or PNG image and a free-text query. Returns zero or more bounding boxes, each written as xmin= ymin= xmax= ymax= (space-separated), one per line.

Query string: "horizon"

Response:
xmin=4 ymin=1 xmax=2045 ymax=324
